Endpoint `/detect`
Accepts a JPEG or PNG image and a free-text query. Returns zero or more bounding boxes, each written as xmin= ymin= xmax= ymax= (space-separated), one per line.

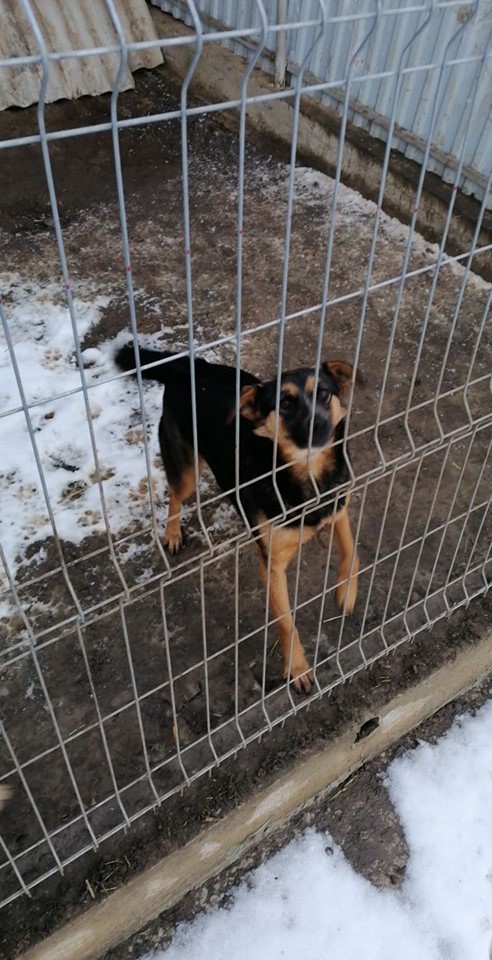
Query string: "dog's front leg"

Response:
xmin=333 ymin=504 xmax=359 ymax=614
xmin=257 ymin=530 xmax=313 ymax=694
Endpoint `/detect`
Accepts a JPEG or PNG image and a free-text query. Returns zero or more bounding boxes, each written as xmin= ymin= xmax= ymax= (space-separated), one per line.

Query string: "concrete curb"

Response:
xmin=21 ymin=629 xmax=492 ymax=960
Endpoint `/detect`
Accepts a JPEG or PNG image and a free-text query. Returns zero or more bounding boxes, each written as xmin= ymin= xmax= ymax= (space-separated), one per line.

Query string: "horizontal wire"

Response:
xmin=1 ymin=49 xmax=492 ymax=151
xmin=0 ymin=0 xmax=484 ymax=72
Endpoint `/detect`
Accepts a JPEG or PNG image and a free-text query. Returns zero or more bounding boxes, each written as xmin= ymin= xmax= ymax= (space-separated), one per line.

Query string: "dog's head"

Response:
xmin=238 ymin=361 xmax=363 ymax=461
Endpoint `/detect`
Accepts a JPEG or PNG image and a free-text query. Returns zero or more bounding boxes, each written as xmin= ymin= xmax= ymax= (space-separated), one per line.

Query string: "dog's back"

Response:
xmin=115 ymin=343 xmax=257 ymax=423
xmin=115 ymin=343 xmax=262 ymax=507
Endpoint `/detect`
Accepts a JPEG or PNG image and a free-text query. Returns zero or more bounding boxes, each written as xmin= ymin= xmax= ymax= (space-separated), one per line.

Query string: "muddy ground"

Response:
xmin=0 ymin=66 xmax=491 ymax=955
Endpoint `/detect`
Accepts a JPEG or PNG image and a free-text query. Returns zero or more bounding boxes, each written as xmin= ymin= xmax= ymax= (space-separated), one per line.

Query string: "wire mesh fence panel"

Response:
xmin=0 ymin=0 xmax=491 ymax=911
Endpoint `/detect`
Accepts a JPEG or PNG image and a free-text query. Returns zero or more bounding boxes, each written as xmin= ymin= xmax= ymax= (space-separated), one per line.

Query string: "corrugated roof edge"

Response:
xmin=0 ymin=0 xmax=163 ymax=111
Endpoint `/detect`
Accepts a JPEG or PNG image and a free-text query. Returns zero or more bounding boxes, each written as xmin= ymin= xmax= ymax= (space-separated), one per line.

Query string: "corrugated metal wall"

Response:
xmin=151 ymin=0 xmax=492 ymax=206
xmin=0 ymin=0 xmax=163 ymax=110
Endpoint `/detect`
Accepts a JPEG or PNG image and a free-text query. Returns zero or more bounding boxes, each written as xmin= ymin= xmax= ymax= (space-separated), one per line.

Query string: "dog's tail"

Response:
xmin=114 ymin=342 xmax=189 ymax=385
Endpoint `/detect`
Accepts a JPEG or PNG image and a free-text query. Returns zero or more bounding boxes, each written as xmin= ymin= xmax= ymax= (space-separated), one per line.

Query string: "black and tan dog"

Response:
xmin=115 ymin=343 xmax=362 ymax=693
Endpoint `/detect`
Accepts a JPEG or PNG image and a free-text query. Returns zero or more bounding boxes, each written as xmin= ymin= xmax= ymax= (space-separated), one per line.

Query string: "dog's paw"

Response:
xmin=335 ymin=575 xmax=358 ymax=615
xmin=163 ymin=523 xmax=183 ymax=556
xmin=284 ymin=656 xmax=314 ymax=695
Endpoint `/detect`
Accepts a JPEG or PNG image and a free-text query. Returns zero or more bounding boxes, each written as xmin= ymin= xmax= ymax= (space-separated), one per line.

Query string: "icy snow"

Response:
xmin=0 ymin=276 xmax=164 ymax=589
xmin=144 ymin=700 xmax=492 ymax=960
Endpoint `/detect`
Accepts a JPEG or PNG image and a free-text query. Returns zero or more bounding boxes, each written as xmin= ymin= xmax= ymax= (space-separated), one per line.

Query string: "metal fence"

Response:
xmin=153 ymin=0 xmax=492 ymax=206
xmin=0 ymin=0 xmax=491 ymax=915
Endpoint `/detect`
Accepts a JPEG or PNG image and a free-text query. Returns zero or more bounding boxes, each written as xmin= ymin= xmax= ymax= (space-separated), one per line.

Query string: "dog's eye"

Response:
xmin=279 ymin=395 xmax=294 ymax=413
xmin=318 ymin=389 xmax=332 ymax=405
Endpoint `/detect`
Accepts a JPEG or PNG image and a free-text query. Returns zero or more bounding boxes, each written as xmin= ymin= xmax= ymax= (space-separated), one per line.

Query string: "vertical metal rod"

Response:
xmin=462 ymin=222 xmax=492 ymax=423
xmin=423 ymin=430 xmax=477 ymax=619
xmin=233 ymin=542 xmax=247 ymax=747
xmin=358 ymin=469 xmax=397 ymax=649
xmin=402 ymin=444 xmax=453 ymax=634
xmin=341 ymin=1 xmax=434 ymax=470
xmin=271 ymin=0 xmax=328 ymax=513
xmin=444 ymin=433 xmax=492 ymax=603
xmin=179 ymin=1 xmax=213 ymax=554
xmin=299 ymin=0 xmax=384 ymax=685
xmin=260 ymin=523 xmax=275 ymax=728
xmin=75 ymin=622 xmax=131 ymax=828
xmin=380 ymin=456 xmax=424 ymax=646
xmin=429 ymin=32 xmax=492 ymax=436
xmin=159 ymin=582 xmax=191 ymax=785
xmin=259 ymin=3 xmax=329 ymax=707
xmin=285 ymin=509 xmax=308 ymax=706
xmin=103 ymin=0 xmax=172 ymax=575
xmin=463 ymin=486 xmax=492 ymax=596
xmin=0 ymin=721 xmax=63 ymax=874
xmin=275 ymin=0 xmax=288 ymax=88
xmin=0 ymin=301 xmax=83 ymax=619
xmin=21 ymin=0 xmax=130 ymax=600
xmin=234 ymin=0 xmax=268 ymax=535
xmin=119 ymin=602 xmax=161 ymax=805
xmin=313 ymin=499 xmax=338 ymax=679
xmin=308 ymin=0 xmax=381 ymax=477
xmin=400 ymin=4 xmax=480 ymax=454
xmin=199 ymin=563 xmax=219 ymax=763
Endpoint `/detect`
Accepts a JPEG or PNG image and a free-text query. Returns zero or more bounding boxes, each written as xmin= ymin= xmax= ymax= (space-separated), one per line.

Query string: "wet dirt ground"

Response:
xmin=0 ymin=66 xmax=491 ymax=955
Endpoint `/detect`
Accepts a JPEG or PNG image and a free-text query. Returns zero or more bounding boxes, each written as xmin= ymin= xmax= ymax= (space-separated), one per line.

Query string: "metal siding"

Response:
xmin=0 ymin=0 xmax=163 ymax=110
xmin=150 ymin=0 xmax=492 ymax=205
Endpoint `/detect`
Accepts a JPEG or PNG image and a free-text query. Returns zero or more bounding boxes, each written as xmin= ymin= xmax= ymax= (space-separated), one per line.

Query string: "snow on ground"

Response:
xmin=144 ymin=700 xmax=492 ymax=960
xmin=0 ymin=274 xmax=164 ymax=589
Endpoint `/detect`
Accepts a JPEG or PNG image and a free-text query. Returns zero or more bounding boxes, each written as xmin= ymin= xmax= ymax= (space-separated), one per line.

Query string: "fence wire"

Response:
xmin=0 ymin=0 xmax=491 ymax=912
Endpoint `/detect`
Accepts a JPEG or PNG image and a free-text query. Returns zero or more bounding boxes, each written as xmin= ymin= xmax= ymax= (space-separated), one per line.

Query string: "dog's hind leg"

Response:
xmin=333 ymin=504 xmax=359 ymax=614
xmin=159 ymin=415 xmax=203 ymax=555
xmin=164 ymin=460 xmax=203 ymax=555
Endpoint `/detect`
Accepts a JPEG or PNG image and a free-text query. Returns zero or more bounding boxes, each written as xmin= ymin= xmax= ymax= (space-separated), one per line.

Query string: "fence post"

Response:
xmin=275 ymin=0 xmax=287 ymax=87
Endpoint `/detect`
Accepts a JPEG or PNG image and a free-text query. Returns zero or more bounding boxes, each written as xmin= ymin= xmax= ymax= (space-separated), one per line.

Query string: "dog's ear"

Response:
xmin=238 ymin=384 xmax=259 ymax=420
xmin=323 ymin=361 xmax=365 ymax=395
xmin=226 ymin=384 xmax=261 ymax=424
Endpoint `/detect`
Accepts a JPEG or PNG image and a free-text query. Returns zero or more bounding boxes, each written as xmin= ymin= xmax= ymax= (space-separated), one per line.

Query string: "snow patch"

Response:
xmin=0 ymin=277 xmax=163 ymax=588
xmin=144 ymin=700 xmax=492 ymax=960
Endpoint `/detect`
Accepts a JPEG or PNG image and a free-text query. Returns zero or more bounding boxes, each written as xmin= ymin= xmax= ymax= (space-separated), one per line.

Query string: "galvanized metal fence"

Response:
xmin=0 ymin=0 xmax=491 ymax=913
xmin=153 ymin=0 xmax=492 ymax=206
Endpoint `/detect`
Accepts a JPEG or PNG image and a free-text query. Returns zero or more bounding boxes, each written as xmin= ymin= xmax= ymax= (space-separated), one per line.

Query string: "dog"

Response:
xmin=115 ymin=343 xmax=362 ymax=693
